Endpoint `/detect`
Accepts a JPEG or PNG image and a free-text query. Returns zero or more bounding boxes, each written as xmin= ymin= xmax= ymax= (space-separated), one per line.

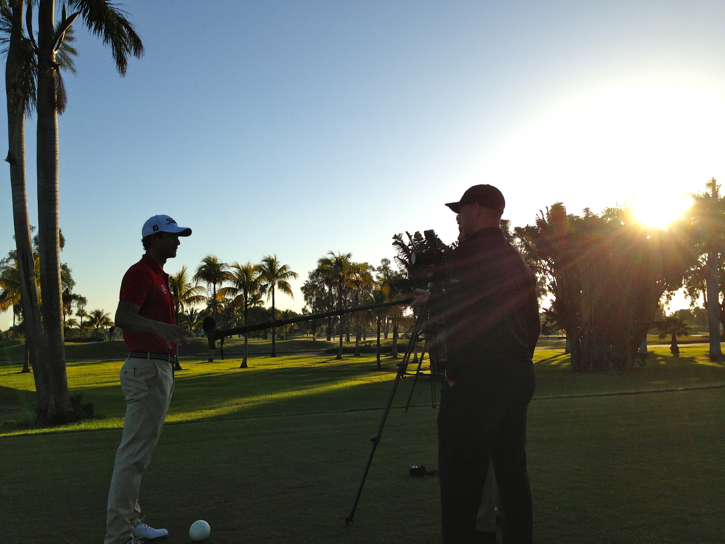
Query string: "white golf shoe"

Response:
xmin=132 ymin=522 xmax=168 ymax=540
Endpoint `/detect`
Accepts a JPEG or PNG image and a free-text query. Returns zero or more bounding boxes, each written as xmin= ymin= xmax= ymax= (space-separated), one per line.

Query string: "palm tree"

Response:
xmin=194 ymin=255 xmax=230 ymax=323
xmin=371 ymin=284 xmax=391 ymax=370
xmin=183 ymin=307 xmax=203 ymax=334
xmin=17 ymin=0 xmax=142 ymax=422
xmin=348 ymin=262 xmax=375 ymax=356
xmin=168 ymin=265 xmax=206 ymax=324
xmin=257 ymin=255 xmax=298 ymax=357
xmin=318 ymin=251 xmax=353 ymax=359
xmin=218 ymin=262 xmax=262 ymax=368
xmin=655 ymin=316 xmax=692 ymax=357
xmin=88 ymin=308 xmax=112 ymax=340
xmin=1 ymin=0 xmax=53 ymax=415
xmin=75 ymin=297 xmax=88 ymax=336
xmin=63 ymin=317 xmax=77 ymax=339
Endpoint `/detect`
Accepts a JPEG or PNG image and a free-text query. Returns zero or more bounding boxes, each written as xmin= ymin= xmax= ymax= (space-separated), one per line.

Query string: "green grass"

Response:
xmin=1 ymin=345 xmax=724 ymax=543
xmin=0 ymin=336 xmax=342 ymax=362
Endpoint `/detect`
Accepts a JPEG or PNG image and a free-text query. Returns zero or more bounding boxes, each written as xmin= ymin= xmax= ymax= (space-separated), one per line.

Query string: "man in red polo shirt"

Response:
xmin=105 ymin=215 xmax=193 ymax=544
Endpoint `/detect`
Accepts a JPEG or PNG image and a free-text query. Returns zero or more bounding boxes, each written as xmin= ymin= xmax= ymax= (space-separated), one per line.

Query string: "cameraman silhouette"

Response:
xmin=412 ymin=185 xmax=539 ymax=544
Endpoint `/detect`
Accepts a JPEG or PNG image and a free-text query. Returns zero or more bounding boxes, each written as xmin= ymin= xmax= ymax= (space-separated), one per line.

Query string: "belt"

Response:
xmin=128 ymin=351 xmax=178 ymax=364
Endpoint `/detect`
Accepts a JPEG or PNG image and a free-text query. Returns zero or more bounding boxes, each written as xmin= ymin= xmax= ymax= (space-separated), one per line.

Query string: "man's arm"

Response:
xmin=115 ymin=301 xmax=192 ymax=347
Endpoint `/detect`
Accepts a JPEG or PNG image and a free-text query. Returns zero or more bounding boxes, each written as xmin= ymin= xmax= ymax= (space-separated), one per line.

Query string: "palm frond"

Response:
xmin=67 ymin=0 xmax=143 ymax=75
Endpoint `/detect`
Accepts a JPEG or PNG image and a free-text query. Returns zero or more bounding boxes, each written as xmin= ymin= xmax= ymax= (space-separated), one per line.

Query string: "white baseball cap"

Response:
xmin=142 ymin=215 xmax=192 ymax=238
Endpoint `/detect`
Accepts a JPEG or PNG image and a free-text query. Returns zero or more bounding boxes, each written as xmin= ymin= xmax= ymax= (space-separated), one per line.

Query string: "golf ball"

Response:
xmin=189 ymin=520 xmax=211 ymax=542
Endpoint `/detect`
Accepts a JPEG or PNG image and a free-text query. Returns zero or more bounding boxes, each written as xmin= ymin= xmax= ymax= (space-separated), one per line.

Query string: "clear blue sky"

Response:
xmin=3 ymin=0 xmax=725 ymax=325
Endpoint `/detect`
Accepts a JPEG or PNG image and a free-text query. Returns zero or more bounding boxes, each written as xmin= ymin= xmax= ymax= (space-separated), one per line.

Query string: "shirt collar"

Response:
xmin=141 ymin=254 xmax=168 ymax=279
xmin=463 ymin=227 xmax=504 ymax=243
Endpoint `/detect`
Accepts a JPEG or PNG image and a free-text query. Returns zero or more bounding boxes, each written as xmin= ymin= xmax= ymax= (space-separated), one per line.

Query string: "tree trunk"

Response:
xmin=22 ymin=343 xmax=30 ymax=373
xmin=240 ymin=304 xmax=248 ymax=368
xmin=336 ymin=314 xmax=343 ymax=360
xmin=354 ymin=325 xmax=361 ymax=357
xmin=5 ymin=2 xmax=52 ymax=407
xmin=706 ymin=249 xmax=721 ymax=361
xmin=391 ymin=325 xmax=399 ymax=358
xmin=270 ymin=288 xmax=276 ymax=357
xmin=670 ymin=333 xmax=680 ymax=357
xmin=36 ymin=0 xmax=72 ymax=422
xmin=376 ymin=316 xmax=381 ymax=370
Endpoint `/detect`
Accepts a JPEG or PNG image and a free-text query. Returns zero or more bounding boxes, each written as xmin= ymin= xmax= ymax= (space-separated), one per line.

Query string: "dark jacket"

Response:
xmin=430 ymin=227 xmax=540 ymax=380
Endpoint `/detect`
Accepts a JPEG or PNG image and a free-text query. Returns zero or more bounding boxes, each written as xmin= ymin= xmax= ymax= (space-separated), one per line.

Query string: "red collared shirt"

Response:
xmin=119 ymin=254 xmax=176 ymax=355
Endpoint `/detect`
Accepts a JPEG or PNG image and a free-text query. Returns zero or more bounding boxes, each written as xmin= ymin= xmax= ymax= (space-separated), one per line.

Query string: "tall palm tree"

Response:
xmin=1 ymin=0 xmax=53 ymax=416
xmin=318 ymin=251 xmax=353 ymax=359
xmin=88 ymin=308 xmax=112 ymax=340
xmin=194 ymin=255 xmax=230 ymax=323
xmin=371 ymin=284 xmax=391 ymax=370
xmin=348 ymin=261 xmax=374 ymax=356
xmin=75 ymin=296 xmax=87 ymax=336
xmin=218 ymin=261 xmax=262 ymax=368
xmin=257 ymin=255 xmax=298 ymax=357
xmin=22 ymin=0 xmax=142 ymax=422
xmin=168 ymin=265 xmax=206 ymax=324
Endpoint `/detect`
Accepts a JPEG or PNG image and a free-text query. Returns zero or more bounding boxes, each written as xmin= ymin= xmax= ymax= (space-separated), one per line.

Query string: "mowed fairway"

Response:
xmin=1 ymin=346 xmax=724 ymax=543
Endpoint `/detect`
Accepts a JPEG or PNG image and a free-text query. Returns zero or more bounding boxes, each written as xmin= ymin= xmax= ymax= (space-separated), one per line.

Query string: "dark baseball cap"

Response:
xmin=445 ymin=184 xmax=505 ymax=213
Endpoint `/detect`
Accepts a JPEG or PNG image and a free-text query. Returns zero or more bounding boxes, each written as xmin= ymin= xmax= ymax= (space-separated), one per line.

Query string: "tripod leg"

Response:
xmin=404 ymin=347 xmax=426 ymax=413
xmin=345 ymin=306 xmax=427 ymax=524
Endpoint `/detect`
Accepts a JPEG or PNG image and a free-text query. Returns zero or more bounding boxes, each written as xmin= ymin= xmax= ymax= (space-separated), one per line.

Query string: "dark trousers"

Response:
xmin=438 ymin=365 xmax=535 ymax=544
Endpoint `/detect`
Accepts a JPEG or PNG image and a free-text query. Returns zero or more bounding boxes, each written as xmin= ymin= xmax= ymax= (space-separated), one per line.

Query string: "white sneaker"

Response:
xmin=132 ymin=522 xmax=168 ymax=540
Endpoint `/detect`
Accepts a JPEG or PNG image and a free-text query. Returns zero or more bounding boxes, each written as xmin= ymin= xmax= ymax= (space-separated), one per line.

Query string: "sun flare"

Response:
xmin=630 ymin=194 xmax=692 ymax=229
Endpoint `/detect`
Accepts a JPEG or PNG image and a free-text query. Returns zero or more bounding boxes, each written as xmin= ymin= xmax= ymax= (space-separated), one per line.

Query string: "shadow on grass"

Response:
xmin=5 ymin=349 xmax=725 ymax=436
xmin=0 ymin=355 xmax=422 ymax=435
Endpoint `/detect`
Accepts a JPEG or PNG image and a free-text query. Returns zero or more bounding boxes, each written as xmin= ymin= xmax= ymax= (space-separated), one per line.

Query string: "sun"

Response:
xmin=630 ymin=194 xmax=692 ymax=230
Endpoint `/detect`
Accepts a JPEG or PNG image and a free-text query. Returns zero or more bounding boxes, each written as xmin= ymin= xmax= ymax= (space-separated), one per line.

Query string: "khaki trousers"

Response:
xmin=105 ymin=356 xmax=174 ymax=544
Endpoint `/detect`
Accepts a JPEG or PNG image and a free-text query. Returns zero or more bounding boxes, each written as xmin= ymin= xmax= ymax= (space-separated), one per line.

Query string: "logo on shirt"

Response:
xmin=160 ymin=283 xmax=168 ymax=295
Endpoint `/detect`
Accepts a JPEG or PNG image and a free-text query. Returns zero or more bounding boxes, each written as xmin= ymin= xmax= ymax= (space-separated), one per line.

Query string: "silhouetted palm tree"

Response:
xmin=257 ymin=255 xmax=298 ymax=357
xmin=219 ymin=261 xmax=262 ymax=368
xmin=88 ymin=308 xmax=113 ymax=340
xmin=194 ymin=255 xmax=230 ymax=323
xmin=318 ymin=251 xmax=353 ymax=359
xmin=21 ymin=0 xmax=143 ymax=422
xmin=371 ymin=284 xmax=391 ymax=370
xmin=0 ymin=0 xmax=59 ymax=407
xmin=655 ymin=316 xmax=692 ymax=357
xmin=169 ymin=265 xmax=206 ymax=324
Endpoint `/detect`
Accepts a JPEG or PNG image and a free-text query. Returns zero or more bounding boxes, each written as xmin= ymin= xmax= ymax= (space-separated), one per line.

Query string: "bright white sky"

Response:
xmin=3 ymin=0 xmax=725 ymax=326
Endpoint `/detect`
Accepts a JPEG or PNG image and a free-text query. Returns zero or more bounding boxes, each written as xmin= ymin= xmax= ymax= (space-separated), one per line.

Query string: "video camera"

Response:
xmin=396 ymin=229 xmax=451 ymax=293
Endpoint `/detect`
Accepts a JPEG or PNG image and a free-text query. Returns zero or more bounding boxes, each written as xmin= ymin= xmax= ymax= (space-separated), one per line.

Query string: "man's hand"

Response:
xmin=115 ymin=301 xmax=193 ymax=346
xmin=411 ymin=288 xmax=431 ymax=308
xmin=153 ymin=322 xmax=193 ymax=347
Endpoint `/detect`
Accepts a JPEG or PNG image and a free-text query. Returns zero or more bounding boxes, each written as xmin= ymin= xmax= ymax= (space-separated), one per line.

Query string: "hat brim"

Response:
xmin=165 ymin=226 xmax=192 ymax=237
xmin=445 ymin=201 xmax=461 ymax=213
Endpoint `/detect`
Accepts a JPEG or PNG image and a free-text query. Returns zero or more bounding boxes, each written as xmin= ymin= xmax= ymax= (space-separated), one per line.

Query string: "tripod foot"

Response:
xmin=345 ymin=515 xmax=354 ymax=525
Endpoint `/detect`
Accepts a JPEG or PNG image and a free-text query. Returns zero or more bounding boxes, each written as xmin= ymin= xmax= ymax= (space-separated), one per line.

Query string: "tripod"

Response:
xmin=345 ymin=300 xmax=443 ymax=524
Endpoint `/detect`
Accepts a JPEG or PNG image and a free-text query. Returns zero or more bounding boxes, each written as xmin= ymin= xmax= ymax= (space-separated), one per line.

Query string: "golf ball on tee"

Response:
xmin=189 ymin=520 xmax=211 ymax=541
